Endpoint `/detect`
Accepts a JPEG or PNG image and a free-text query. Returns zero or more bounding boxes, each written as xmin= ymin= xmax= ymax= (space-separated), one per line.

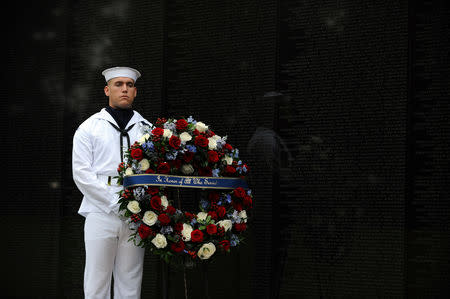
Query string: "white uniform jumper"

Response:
xmin=72 ymin=108 xmax=151 ymax=299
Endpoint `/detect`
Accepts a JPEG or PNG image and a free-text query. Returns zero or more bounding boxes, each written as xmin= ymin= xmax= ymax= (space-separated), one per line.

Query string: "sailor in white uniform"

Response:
xmin=72 ymin=67 xmax=152 ymax=299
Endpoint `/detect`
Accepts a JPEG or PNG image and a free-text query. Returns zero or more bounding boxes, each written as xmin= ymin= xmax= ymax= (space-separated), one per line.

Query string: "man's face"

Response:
xmin=104 ymin=77 xmax=137 ymax=109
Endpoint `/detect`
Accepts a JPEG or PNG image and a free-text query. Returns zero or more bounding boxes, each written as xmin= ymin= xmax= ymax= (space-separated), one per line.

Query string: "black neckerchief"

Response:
xmin=105 ymin=106 xmax=134 ymax=130
xmin=105 ymin=106 xmax=136 ymax=162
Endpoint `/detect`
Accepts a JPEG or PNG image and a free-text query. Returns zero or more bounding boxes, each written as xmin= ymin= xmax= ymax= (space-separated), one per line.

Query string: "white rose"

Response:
xmin=125 ymin=167 xmax=134 ymax=176
xmin=222 ymin=155 xmax=233 ymax=165
xmin=197 ymin=242 xmax=216 ymax=260
xmin=127 ymin=201 xmax=141 ymax=214
xmin=216 ymin=219 xmax=232 ymax=232
xmin=138 ymin=133 xmax=150 ymax=144
xmin=179 ymin=132 xmax=192 ymax=143
xmin=239 ymin=210 xmax=248 ymax=223
xmin=143 ymin=210 xmax=158 ymax=226
xmin=163 ymin=129 xmax=173 ymax=138
xmin=208 ymin=137 xmax=217 ymax=150
xmin=196 ymin=212 xmax=208 ymax=221
xmin=181 ymin=164 xmax=194 ymax=175
xmin=195 ymin=121 xmax=208 ymax=133
xmin=211 ymin=134 xmax=221 ymax=141
xmin=139 ymin=159 xmax=150 ymax=171
xmin=151 ymin=233 xmax=167 ymax=249
xmin=161 ymin=195 xmax=168 ymax=209
xmin=181 ymin=223 xmax=193 ymax=241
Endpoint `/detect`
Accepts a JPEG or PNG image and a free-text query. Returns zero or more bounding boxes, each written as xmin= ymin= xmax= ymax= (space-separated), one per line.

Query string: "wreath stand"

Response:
xmin=161 ymin=188 xmax=210 ymax=299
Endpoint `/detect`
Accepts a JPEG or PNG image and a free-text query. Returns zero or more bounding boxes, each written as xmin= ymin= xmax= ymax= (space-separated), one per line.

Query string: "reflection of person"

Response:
xmin=72 ymin=67 xmax=152 ymax=298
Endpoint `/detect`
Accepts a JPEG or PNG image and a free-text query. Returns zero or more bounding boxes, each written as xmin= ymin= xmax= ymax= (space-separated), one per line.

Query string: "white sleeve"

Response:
xmin=72 ymin=126 xmax=119 ymax=214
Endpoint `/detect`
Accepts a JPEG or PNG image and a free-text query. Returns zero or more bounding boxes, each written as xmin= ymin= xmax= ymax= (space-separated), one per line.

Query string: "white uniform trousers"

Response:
xmin=84 ymin=212 xmax=145 ymax=299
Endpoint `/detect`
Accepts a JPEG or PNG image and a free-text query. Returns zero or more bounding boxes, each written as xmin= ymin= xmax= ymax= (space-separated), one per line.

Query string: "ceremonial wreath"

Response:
xmin=116 ymin=116 xmax=253 ymax=267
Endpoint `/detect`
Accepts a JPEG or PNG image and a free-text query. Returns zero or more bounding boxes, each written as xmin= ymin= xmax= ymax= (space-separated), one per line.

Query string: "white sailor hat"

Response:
xmin=101 ymin=66 xmax=141 ymax=83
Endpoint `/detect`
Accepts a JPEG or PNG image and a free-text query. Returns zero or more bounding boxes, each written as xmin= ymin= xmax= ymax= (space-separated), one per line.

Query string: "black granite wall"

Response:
xmin=3 ymin=0 xmax=449 ymax=298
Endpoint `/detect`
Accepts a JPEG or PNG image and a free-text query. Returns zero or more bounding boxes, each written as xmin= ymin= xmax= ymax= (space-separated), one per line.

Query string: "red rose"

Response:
xmin=206 ymin=224 xmax=217 ymax=235
xmin=174 ymin=222 xmax=184 ymax=233
xmin=183 ymin=151 xmax=194 ymax=163
xmin=171 ymin=240 xmax=185 ymax=253
xmin=165 ymin=206 xmax=176 ymax=215
xmin=224 ymin=143 xmax=233 ymax=151
xmin=234 ymin=222 xmax=246 ymax=232
xmin=243 ymin=195 xmax=253 ymax=208
xmin=193 ymin=129 xmax=200 ymax=136
xmin=150 ymin=195 xmax=163 ymax=211
xmin=152 ymin=127 xmax=164 ymax=136
xmin=208 ymin=211 xmax=218 ymax=221
xmin=131 ymin=148 xmax=143 ymax=161
xmin=157 ymin=162 xmax=170 ymax=174
xmin=158 ymin=213 xmax=171 ymax=225
xmin=122 ymin=189 xmax=132 ymax=199
xmin=194 ymin=135 xmax=209 ymax=147
xmin=208 ymin=192 xmax=220 ymax=202
xmin=232 ymin=201 xmax=243 ymax=211
xmin=169 ymin=159 xmax=182 ymax=170
xmin=217 ymin=226 xmax=225 ymax=237
xmin=210 ymin=202 xmax=218 ymax=210
xmin=155 ymin=117 xmax=167 ymax=126
xmin=216 ymin=206 xmax=226 ymax=218
xmin=138 ymin=224 xmax=153 ymax=239
xmin=207 ymin=151 xmax=219 ymax=163
xmin=206 ymin=130 xmax=215 ymax=137
xmin=169 ymin=135 xmax=181 ymax=149
xmin=225 ymin=165 xmax=236 ymax=174
xmin=184 ymin=212 xmax=195 ymax=221
xmin=147 ymin=186 xmax=160 ymax=195
xmin=117 ymin=162 xmax=125 ymax=172
xmin=191 ymin=229 xmax=204 ymax=242
xmin=145 ymin=168 xmax=155 ymax=174
xmin=198 ymin=167 xmax=212 ymax=177
xmin=219 ymin=239 xmax=230 ymax=251
xmin=233 ymin=187 xmax=246 ymax=198
xmin=176 ymin=119 xmax=188 ymax=131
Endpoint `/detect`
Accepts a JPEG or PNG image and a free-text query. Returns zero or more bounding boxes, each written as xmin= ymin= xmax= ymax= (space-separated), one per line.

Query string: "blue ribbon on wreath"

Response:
xmin=123 ymin=173 xmax=249 ymax=190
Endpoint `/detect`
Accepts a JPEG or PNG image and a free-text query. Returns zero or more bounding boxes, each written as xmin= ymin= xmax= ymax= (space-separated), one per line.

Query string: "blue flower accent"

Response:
xmin=186 ymin=145 xmax=197 ymax=153
xmin=212 ymin=168 xmax=220 ymax=177
xmin=247 ymin=189 xmax=252 ymax=195
xmin=233 ymin=149 xmax=239 ymax=158
xmin=216 ymin=141 xmax=224 ymax=149
xmin=142 ymin=141 xmax=155 ymax=152
xmin=225 ymin=194 xmax=232 ymax=204
xmin=160 ymin=226 xmax=173 ymax=234
xmin=163 ymin=122 xmax=176 ymax=131
xmin=230 ymin=234 xmax=240 ymax=247
xmin=200 ymin=199 xmax=209 ymax=210
xmin=166 ymin=151 xmax=178 ymax=160
xmin=242 ymin=166 xmax=247 ymax=173
xmin=187 ymin=116 xmax=197 ymax=124
xmin=133 ymin=187 xmax=147 ymax=201
xmin=190 ymin=218 xmax=197 ymax=226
